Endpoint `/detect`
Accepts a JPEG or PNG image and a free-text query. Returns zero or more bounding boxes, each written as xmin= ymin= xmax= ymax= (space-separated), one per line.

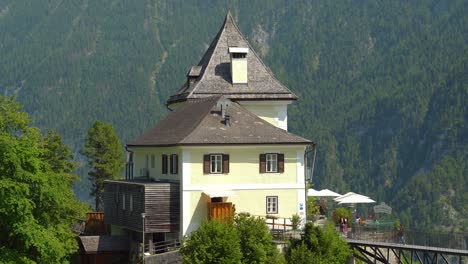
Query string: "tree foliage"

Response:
xmin=285 ymin=223 xmax=352 ymax=264
xmin=180 ymin=220 xmax=242 ymax=264
xmin=181 ymin=215 xmax=285 ymax=264
xmin=81 ymin=121 xmax=124 ymax=211
xmin=235 ymin=215 xmax=285 ymax=264
xmin=0 ymin=96 xmax=87 ymax=263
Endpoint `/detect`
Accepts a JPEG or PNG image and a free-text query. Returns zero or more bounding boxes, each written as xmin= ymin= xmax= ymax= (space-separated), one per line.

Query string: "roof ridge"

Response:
xmin=178 ymin=96 xmax=221 ymax=143
xmin=225 ymin=14 xmax=297 ymax=98
xmin=193 ymin=10 xmax=297 ymax=97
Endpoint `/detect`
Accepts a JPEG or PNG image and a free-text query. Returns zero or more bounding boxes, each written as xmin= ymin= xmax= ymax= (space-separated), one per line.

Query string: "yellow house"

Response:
xmin=104 ymin=12 xmax=313 ymax=248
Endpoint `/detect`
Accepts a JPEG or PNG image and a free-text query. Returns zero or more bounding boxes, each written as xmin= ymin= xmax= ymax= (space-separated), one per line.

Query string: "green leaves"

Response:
xmin=286 ymin=223 xmax=351 ymax=264
xmin=235 ymin=215 xmax=283 ymax=264
xmin=0 ymin=96 xmax=87 ymax=263
xmin=181 ymin=220 xmax=242 ymax=264
xmin=181 ymin=216 xmax=284 ymax=264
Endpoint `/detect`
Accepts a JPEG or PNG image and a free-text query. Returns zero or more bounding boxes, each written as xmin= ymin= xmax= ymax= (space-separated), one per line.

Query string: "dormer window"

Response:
xmin=187 ymin=66 xmax=202 ymax=86
xmin=229 ymin=47 xmax=248 ymax=84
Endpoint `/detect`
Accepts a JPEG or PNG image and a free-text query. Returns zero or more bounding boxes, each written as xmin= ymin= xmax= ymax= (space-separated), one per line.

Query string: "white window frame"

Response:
xmin=210 ymin=154 xmax=223 ymax=174
xmin=266 ymin=153 xmax=278 ymax=173
xmin=266 ymin=196 xmax=278 ymax=214
xmin=122 ymin=193 xmax=126 ymax=210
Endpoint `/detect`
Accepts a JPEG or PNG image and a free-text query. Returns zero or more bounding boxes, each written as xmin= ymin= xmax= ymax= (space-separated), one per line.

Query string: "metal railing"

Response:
xmin=348 ymin=226 xmax=467 ymax=250
xmin=145 ymin=239 xmax=181 ymax=255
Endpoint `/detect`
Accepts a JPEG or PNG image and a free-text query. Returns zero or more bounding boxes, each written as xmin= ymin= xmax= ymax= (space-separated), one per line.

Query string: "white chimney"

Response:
xmin=228 ymin=47 xmax=248 ymax=84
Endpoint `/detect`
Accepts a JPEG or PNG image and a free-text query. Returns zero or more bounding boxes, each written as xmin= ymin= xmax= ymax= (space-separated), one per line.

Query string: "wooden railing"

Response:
xmin=208 ymin=202 xmax=235 ymax=223
xmin=84 ymin=212 xmax=109 ymax=235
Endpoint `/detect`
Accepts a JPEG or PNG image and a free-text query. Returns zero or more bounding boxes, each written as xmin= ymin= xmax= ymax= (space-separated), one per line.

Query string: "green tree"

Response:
xmin=81 ymin=121 xmax=124 ymax=211
xmin=0 ymin=96 xmax=87 ymax=263
xmin=180 ymin=220 xmax=242 ymax=264
xmin=235 ymin=215 xmax=285 ymax=264
xmin=286 ymin=223 xmax=351 ymax=264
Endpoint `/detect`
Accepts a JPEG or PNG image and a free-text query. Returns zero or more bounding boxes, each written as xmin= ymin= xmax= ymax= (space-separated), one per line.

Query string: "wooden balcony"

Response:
xmin=103 ymin=180 xmax=180 ymax=233
xmin=208 ymin=202 xmax=235 ymax=223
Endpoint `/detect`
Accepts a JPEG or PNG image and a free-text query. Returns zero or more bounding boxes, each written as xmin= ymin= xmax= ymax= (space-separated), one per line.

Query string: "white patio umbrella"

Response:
xmin=334 ymin=192 xmax=368 ymax=202
xmin=307 ymin=188 xmax=322 ymax=196
xmin=337 ymin=195 xmax=376 ymax=204
xmin=318 ymin=189 xmax=341 ymax=197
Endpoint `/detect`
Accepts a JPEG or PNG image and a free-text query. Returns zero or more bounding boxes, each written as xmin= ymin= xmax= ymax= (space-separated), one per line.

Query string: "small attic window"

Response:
xmin=228 ymin=47 xmax=248 ymax=84
xmin=232 ymin=53 xmax=246 ymax=59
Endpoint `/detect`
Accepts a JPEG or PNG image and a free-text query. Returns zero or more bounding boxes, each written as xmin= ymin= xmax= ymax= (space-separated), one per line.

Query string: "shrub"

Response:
xmin=285 ymin=223 xmax=352 ymax=264
xmin=180 ymin=220 xmax=242 ymax=264
xmin=291 ymin=214 xmax=301 ymax=231
xmin=235 ymin=215 xmax=285 ymax=264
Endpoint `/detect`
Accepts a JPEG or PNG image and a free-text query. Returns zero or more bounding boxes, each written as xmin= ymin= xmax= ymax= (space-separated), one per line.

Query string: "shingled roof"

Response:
xmin=79 ymin=236 xmax=129 ymax=253
xmin=167 ymin=12 xmax=297 ymax=105
xmin=128 ymin=97 xmax=311 ymax=147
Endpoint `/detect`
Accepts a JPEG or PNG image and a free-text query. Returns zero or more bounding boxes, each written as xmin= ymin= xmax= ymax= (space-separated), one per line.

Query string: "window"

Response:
xmin=232 ymin=52 xmax=247 ymax=59
xmin=266 ymin=196 xmax=278 ymax=214
xmin=211 ymin=154 xmax=222 ymax=173
xmin=151 ymin=154 xmax=155 ymax=168
xmin=162 ymin=154 xmax=168 ymax=174
xmin=259 ymin=153 xmax=284 ymax=173
xmin=266 ymin=154 xmax=278 ymax=172
xmin=129 ymin=194 xmax=133 ymax=211
xmin=122 ymin=193 xmax=126 ymax=210
xmin=170 ymin=154 xmax=178 ymax=174
xmin=145 ymin=154 xmax=149 ymax=169
xmin=203 ymin=154 xmax=229 ymax=174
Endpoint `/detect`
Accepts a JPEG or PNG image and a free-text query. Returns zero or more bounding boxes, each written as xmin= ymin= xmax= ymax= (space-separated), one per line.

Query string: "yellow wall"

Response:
xmin=183 ymin=189 xmax=303 ymax=235
xmin=132 ymin=146 xmax=181 ymax=181
xmin=231 ymin=58 xmax=248 ymax=84
xmin=242 ymin=104 xmax=277 ymax=127
xmin=187 ymin=146 xmax=301 ymax=185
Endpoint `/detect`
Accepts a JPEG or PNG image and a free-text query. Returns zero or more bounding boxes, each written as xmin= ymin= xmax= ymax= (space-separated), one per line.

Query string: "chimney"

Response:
xmin=228 ymin=47 xmax=248 ymax=84
xmin=224 ymin=115 xmax=231 ymax=127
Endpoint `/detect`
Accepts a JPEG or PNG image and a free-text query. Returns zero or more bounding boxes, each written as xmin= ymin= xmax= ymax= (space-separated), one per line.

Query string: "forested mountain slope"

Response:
xmin=1 ymin=0 xmax=466 ymax=231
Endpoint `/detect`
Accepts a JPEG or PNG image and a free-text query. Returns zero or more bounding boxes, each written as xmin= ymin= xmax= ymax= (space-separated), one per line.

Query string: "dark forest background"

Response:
xmin=1 ymin=0 xmax=466 ymax=231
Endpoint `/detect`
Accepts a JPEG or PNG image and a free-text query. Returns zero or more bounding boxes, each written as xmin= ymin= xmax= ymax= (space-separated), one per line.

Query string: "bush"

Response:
xmin=180 ymin=220 xmax=242 ymax=264
xmin=291 ymin=214 xmax=301 ymax=230
xmin=235 ymin=215 xmax=285 ymax=264
xmin=285 ymin=223 xmax=352 ymax=264
xmin=181 ymin=216 xmax=285 ymax=264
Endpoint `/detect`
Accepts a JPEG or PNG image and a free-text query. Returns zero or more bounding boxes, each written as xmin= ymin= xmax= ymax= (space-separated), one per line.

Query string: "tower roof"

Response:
xmin=167 ymin=12 xmax=297 ymax=105
xmin=128 ymin=97 xmax=310 ymax=147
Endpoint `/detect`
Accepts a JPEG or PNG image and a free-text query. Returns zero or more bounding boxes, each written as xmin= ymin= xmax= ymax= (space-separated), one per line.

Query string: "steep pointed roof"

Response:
xmin=167 ymin=12 xmax=297 ymax=105
xmin=128 ymin=97 xmax=310 ymax=146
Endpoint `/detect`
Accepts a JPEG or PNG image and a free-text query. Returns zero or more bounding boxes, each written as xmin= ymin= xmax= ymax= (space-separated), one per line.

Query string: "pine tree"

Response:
xmin=81 ymin=121 xmax=124 ymax=211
